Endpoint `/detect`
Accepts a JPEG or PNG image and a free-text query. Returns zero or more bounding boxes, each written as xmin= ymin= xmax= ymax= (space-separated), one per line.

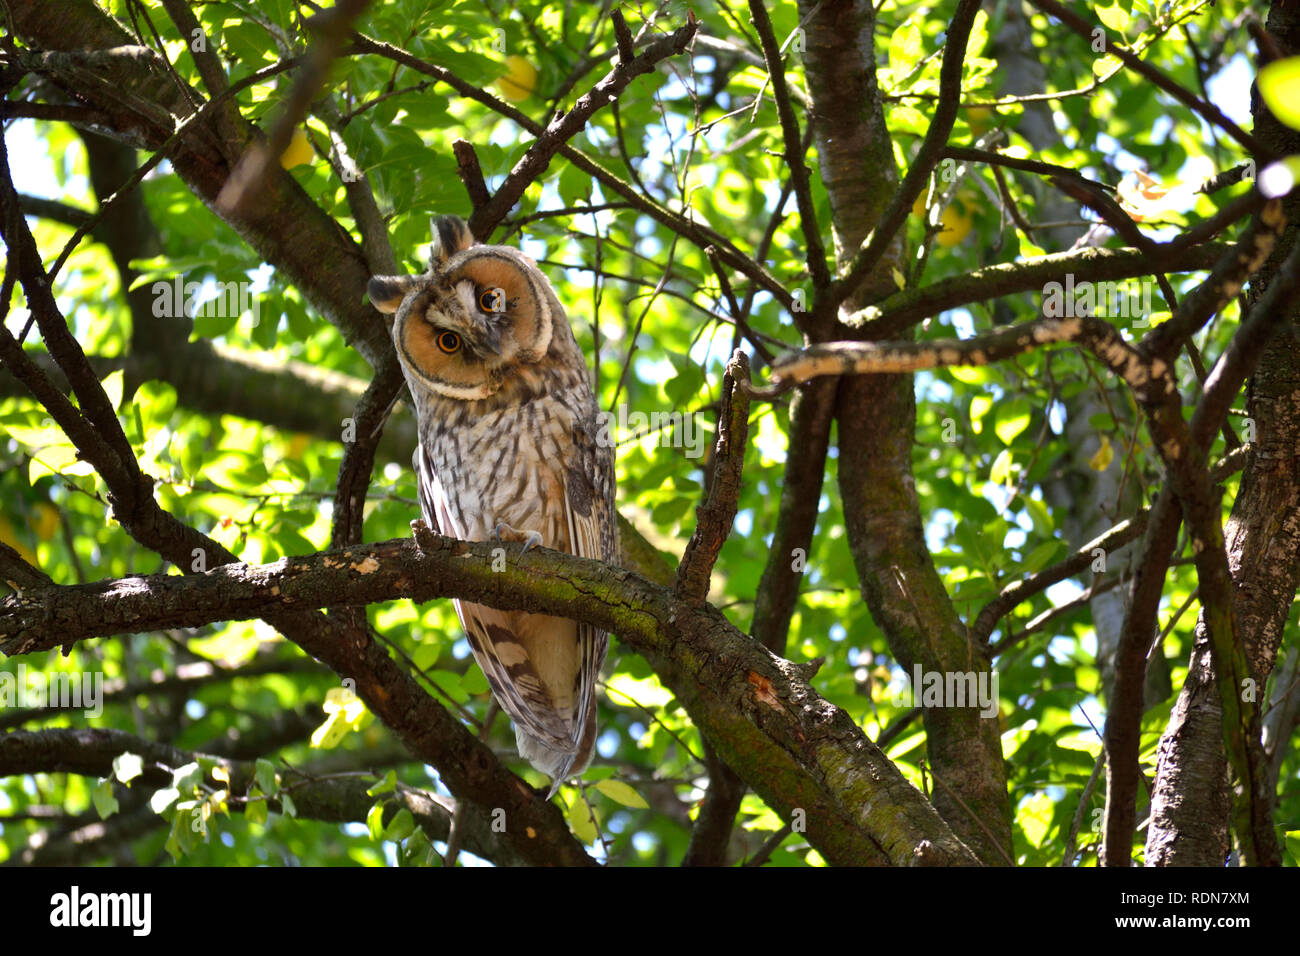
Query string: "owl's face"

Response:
xmin=368 ymin=217 xmax=556 ymax=401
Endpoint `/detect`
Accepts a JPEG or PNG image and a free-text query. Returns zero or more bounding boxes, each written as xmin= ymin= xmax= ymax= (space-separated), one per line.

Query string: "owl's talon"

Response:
xmin=493 ymin=522 xmax=543 ymax=553
xmin=411 ymin=518 xmax=439 ymax=552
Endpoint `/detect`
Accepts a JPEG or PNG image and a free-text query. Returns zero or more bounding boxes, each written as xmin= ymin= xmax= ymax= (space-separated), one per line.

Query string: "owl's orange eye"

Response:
xmin=436 ymin=331 xmax=462 ymax=354
xmin=478 ymin=287 xmax=506 ymax=313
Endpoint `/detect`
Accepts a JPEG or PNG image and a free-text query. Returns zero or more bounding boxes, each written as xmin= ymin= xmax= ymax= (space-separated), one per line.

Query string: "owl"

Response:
xmin=368 ymin=216 xmax=616 ymax=796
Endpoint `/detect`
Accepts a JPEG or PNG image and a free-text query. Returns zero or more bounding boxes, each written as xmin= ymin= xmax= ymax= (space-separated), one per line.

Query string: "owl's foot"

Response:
xmin=493 ymin=521 xmax=544 ymax=554
xmin=411 ymin=518 xmax=441 ymax=552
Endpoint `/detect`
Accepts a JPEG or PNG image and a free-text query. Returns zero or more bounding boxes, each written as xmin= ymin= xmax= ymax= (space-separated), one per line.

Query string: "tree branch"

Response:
xmin=466 ymin=12 xmax=699 ymax=239
xmin=845 ymin=242 xmax=1228 ymax=340
xmin=1026 ymin=0 xmax=1266 ymax=158
xmin=675 ymin=351 xmax=751 ymax=604
xmin=754 ymin=313 xmax=1176 ymax=407
xmin=747 ymin=0 xmax=830 ymax=292
xmin=821 ymin=0 xmax=984 ymax=323
xmin=0 ymin=533 xmax=978 ymax=866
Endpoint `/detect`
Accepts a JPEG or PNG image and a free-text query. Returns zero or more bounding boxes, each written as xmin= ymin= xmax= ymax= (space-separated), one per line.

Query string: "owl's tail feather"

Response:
xmin=457 ymin=601 xmax=603 ymax=793
xmin=517 ymin=693 xmax=598 ymax=798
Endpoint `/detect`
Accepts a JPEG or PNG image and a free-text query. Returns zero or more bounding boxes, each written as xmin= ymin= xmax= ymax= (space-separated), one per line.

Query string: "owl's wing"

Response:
xmin=415 ymin=442 xmax=576 ymax=751
xmin=413 ymin=447 xmax=442 ymax=535
xmin=559 ymin=413 xmax=614 ymax=762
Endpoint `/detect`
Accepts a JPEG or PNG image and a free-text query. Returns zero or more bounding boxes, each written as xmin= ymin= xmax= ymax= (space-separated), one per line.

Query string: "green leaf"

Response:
xmin=605 ymin=672 xmax=675 ymax=709
xmin=367 ymin=770 xmax=398 ymax=796
xmin=246 ymin=787 xmax=268 ymax=826
xmin=965 ymin=9 xmax=990 ymax=58
xmin=255 ymin=758 xmax=278 ymax=794
xmin=993 ymin=400 xmax=1032 ymax=445
xmin=1095 ymin=3 xmax=1129 ymax=33
xmin=190 ymin=306 xmax=240 ymax=340
xmin=367 ymin=801 xmax=387 ymax=841
xmin=1021 ymin=540 xmax=1063 ymax=575
xmin=383 ymin=808 xmax=415 ymax=842
xmin=1023 ymin=496 xmax=1055 ymax=537
xmin=93 ymin=779 xmax=120 ymax=818
xmin=1259 ymin=57 xmax=1300 ymax=131
xmin=1092 ymin=53 xmax=1122 ymax=80
xmin=888 ymin=21 xmax=922 ymax=75
xmin=1056 ymin=732 xmax=1103 ymax=757
xmin=400 ymin=827 xmax=432 ymax=867
xmin=989 ymin=448 xmax=1013 ymax=485
xmin=651 ymin=495 xmax=694 ymax=526
xmin=595 ymin=779 xmax=649 ymax=809
xmin=172 ymin=761 xmax=202 ymax=793
xmin=558 ymin=162 xmax=591 ymax=206
xmin=100 ymin=369 xmax=125 ymax=412
xmin=969 ymin=394 xmax=993 ymax=433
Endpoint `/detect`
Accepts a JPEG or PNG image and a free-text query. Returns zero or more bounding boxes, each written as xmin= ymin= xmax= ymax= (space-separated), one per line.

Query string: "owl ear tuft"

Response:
xmin=368 ymin=275 xmax=416 ymax=314
xmin=429 ymin=215 xmax=477 ymax=267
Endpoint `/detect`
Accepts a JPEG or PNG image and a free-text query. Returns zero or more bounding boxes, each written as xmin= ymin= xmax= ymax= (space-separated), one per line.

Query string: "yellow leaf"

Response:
xmin=0 ymin=516 xmax=36 ymax=566
xmin=566 ymin=795 xmax=599 ymax=844
xmin=100 ymin=369 xmax=125 ymax=412
xmin=1089 ymin=435 xmax=1113 ymax=472
xmin=280 ymin=128 xmax=314 ymax=169
xmin=497 ymin=56 xmax=537 ymax=102
xmin=935 ymin=204 xmax=973 ymax=247
xmin=29 ymin=502 xmax=59 ymax=542
xmin=311 ymin=710 xmax=348 ymax=749
xmin=605 ymin=672 xmax=674 ymax=709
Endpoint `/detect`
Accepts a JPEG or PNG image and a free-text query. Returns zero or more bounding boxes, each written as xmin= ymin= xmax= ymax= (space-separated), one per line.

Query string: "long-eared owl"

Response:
xmin=368 ymin=216 xmax=615 ymax=795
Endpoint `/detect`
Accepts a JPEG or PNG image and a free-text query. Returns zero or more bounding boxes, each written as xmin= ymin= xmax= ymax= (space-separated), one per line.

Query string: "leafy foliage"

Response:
xmin=1 ymin=0 xmax=1295 ymax=867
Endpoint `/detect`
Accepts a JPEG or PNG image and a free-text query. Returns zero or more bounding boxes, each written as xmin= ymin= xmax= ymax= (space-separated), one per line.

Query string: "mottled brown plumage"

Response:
xmin=369 ymin=216 xmax=615 ymax=795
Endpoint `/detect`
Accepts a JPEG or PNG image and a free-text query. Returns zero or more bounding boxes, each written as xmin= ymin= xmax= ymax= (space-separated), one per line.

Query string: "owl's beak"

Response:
xmin=473 ymin=312 xmax=513 ymax=357
xmin=476 ymin=324 xmax=503 ymax=355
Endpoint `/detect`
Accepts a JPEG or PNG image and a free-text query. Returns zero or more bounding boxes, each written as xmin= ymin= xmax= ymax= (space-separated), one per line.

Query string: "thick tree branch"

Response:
xmin=0 ymin=727 xmax=529 ymax=867
xmin=0 ymin=533 xmax=979 ymax=866
xmin=754 ymin=313 xmax=1176 ymax=408
xmin=821 ymin=0 xmax=984 ymax=324
xmin=848 ymin=242 xmax=1230 ymax=340
xmin=1105 ymin=228 xmax=1299 ymax=868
